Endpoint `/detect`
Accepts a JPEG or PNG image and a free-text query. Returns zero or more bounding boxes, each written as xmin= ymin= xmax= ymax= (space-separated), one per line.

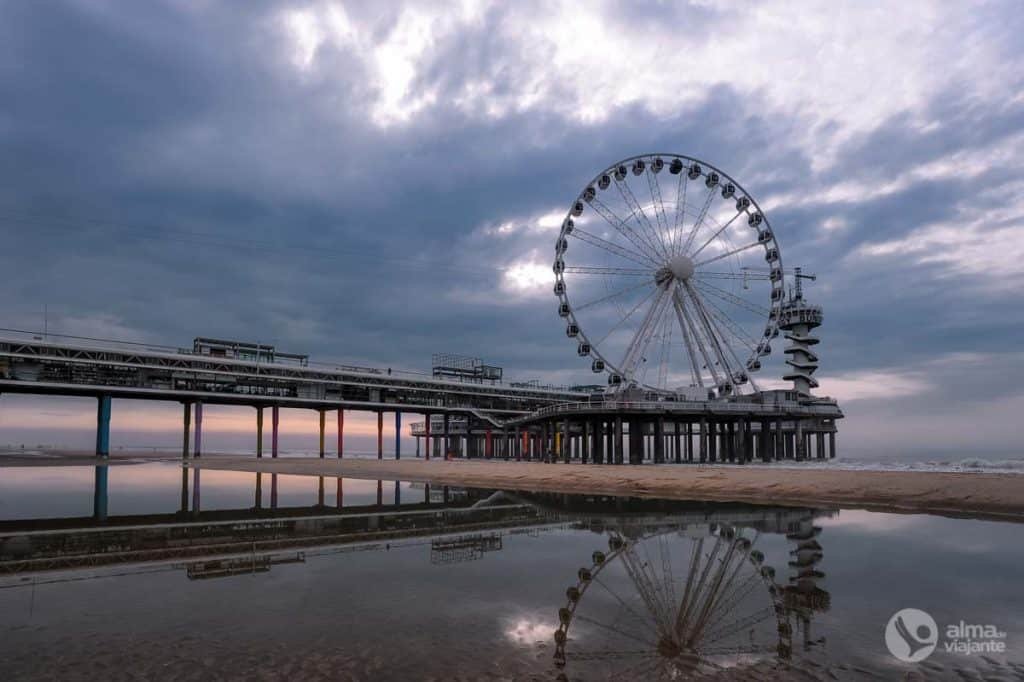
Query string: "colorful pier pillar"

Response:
xmin=337 ymin=409 xmax=344 ymax=458
xmin=319 ymin=410 xmax=326 ymax=458
xmin=194 ymin=402 xmax=203 ymax=458
xmin=485 ymin=428 xmax=493 ymax=459
xmin=93 ymin=465 xmax=108 ymax=521
xmin=424 ymin=412 xmax=431 ymax=461
xmin=256 ymin=407 xmax=264 ymax=458
xmin=95 ymin=395 xmax=112 ymax=458
xmin=181 ymin=402 xmax=191 ymax=459
xmin=272 ymin=405 xmax=280 ymax=458
xmin=395 ymin=411 xmax=402 ymax=460
xmin=377 ymin=411 xmax=384 ymax=459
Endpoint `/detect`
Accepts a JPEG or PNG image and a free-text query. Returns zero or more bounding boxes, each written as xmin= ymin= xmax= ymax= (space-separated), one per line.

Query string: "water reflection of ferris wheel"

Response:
xmin=554 ymin=525 xmax=785 ymax=679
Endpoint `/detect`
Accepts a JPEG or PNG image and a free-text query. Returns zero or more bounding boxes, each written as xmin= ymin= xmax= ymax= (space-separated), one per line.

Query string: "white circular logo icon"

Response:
xmin=885 ymin=608 xmax=938 ymax=662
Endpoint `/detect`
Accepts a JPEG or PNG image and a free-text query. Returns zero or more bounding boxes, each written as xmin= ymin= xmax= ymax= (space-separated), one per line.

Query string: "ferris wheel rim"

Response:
xmin=553 ymin=527 xmax=785 ymax=676
xmin=553 ymin=152 xmax=786 ymax=396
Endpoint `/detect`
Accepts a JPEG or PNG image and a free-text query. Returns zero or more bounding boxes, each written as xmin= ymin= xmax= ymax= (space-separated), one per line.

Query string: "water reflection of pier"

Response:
xmin=0 ymin=471 xmax=555 ymax=576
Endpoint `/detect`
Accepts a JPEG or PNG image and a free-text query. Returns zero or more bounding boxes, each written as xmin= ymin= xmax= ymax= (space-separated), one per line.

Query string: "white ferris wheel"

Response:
xmin=553 ymin=154 xmax=785 ymax=398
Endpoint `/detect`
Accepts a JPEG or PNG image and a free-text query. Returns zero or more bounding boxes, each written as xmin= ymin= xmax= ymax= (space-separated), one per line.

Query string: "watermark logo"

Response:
xmin=886 ymin=608 xmax=1007 ymax=662
xmin=886 ymin=608 xmax=938 ymax=662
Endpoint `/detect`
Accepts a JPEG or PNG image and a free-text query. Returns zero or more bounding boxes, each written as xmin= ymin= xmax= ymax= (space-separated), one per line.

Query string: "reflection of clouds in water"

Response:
xmin=505 ymin=617 xmax=554 ymax=645
xmin=818 ymin=509 xmax=929 ymax=533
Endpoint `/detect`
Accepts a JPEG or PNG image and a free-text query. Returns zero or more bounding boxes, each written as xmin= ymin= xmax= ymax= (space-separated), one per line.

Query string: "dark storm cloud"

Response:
xmin=0 ymin=0 xmax=1022 ymax=438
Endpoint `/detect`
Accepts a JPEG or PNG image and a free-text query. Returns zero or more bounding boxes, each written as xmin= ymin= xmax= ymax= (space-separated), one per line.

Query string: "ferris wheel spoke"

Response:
xmin=589 ymin=195 xmax=664 ymax=263
xmin=696 ymin=295 xmax=759 ymax=353
xmin=574 ymin=614 xmax=660 ymax=649
xmin=701 ymin=575 xmax=767 ymax=642
xmin=575 ymin=278 xmax=656 ymax=313
xmin=656 ymin=309 xmax=674 ymax=390
xmin=691 ymin=280 xmax=770 ymax=318
xmin=676 ymin=537 xmax=704 ymax=631
xmin=686 ymin=540 xmax=744 ymax=644
xmin=691 ymin=287 xmax=758 ymax=391
xmin=689 ymin=210 xmax=745 ymax=259
xmin=695 ymin=270 xmax=772 ymax=281
xmin=564 ymin=266 xmax=653 ymax=276
xmin=672 ymin=287 xmax=718 ymax=387
xmin=592 ymin=575 xmax=663 ymax=639
xmin=676 ymin=536 xmax=724 ymax=640
xmin=608 ymin=653 xmax=664 ymax=678
xmin=681 ymin=185 xmax=718 ymax=255
xmin=682 ymin=282 xmax=741 ymax=386
xmin=594 ymin=287 xmax=658 ymax=348
xmin=698 ymin=541 xmax=758 ymax=636
xmin=565 ymin=649 xmax=660 ymax=662
xmin=671 ymin=168 xmax=690 ymax=257
xmin=620 ymin=544 xmax=677 ymax=634
xmin=646 ymin=166 xmax=673 ymax=255
xmin=620 ymin=286 xmax=672 ymax=382
xmin=701 ymin=607 xmax=776 ymax=647
xmin=615 ymin=176 xmax=671 ymax=259
xmin=570 ymin=226 xmax=659 ymax=269
xmin=694 ymin=241 xmax=762 ymax=268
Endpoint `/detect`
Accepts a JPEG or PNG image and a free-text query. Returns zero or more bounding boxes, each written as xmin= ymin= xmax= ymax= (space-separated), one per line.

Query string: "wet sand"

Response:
xmin=176 ymin=456 xmax=1024 ymax=521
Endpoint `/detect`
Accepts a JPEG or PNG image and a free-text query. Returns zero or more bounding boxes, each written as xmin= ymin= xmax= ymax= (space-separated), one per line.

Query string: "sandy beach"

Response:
xmin=174 ymin=456 xmax=1024 ymax=521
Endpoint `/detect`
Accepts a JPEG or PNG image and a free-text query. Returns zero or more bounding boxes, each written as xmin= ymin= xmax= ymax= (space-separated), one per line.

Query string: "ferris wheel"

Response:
xmin=552 ymin=526 xmax=786 ymax=680
xmin=553 ymin=154 xmax=785 ymax=397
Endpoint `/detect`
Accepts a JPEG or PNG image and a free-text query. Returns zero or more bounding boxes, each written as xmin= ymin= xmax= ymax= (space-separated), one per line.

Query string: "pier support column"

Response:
xmin=256 ymin=407 xmax=264 ymax=458
xmin=424 ymin=413 xmax=431 ymax=461
xmin=181 ymin=402 xmax=192 ymax=459
xmin=271 ymin=405 xmax=280 ymax=458
xmin=685 ymin=422 xmax=693 ymax=462
xmin=591 ymin=420 xmax=604 ymax=464
xmin=613 ymin=417 xmax=622 ymax=464
xmin=816 ymin=431 xmax=826 ymax=460
xmin=395 ymin=412 xmax=402 ymax=460
xmin=562 ymin=419 xmax=570 ymax=463
xmin=628 ymin=419 xmax=643 ymax=465
xmin=377 ymin=411 xmax=384 ymax=459
xmin=485 ymin=427 xmax=493 ymax=459
xmin=775 ymin=419 xmax=783 ymax=461
xmin=337 ymin=409 xmax=344 ymax=458
xmin=581 ymin=421 xmax=590 ymax=464
xmin=654 ymin=417 xmax=665 ymax=464
xmin=760 ymin=420 xmax=770 ymax=462
xmin=443 ymin=414 xmax=450 ymax=459
xmin=674 ymin=422 xmax=682 ymax=464
xmin=829 ymin=431 xmax=836 ymax=459
xmin=255 ymin=473 xmax=262 ymax=509
xmin=795 ymin=421 xmax=806 ymax=460
xmin=93 ymin=465 xmax=108 ymax=521
xmin=699 ymin=418 xmax=707 ymax=463
xmin=194 ymin=402 xmax=203 ymax=458
xmin=181 ymin=467 xmax=190 ymax=512
xmin=319 ymin=410 xmax=326 ymax=458
xmin=95 ymin=395 xmax=112 ymax=458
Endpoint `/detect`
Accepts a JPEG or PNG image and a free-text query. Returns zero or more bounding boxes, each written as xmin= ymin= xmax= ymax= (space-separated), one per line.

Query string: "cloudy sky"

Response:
xmin=1 ymin=1 xmax=1022 ymax=457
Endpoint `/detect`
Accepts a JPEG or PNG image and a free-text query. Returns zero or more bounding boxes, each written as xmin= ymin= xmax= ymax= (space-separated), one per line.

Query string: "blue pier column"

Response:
xmin=194 ymin=402 xmax=203 ymax=458
xmin=395 ymin=411 xmax=402 ymax=460
xmin=93 ymin=465 xmax=109 ymax=521
xmin=95 ymin=395 xmax=112 ymax=457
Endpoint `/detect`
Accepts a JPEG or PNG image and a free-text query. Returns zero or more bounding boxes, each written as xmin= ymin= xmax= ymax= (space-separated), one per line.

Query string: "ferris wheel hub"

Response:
xmin=668 ymin=253 xmax=695 ymax=281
